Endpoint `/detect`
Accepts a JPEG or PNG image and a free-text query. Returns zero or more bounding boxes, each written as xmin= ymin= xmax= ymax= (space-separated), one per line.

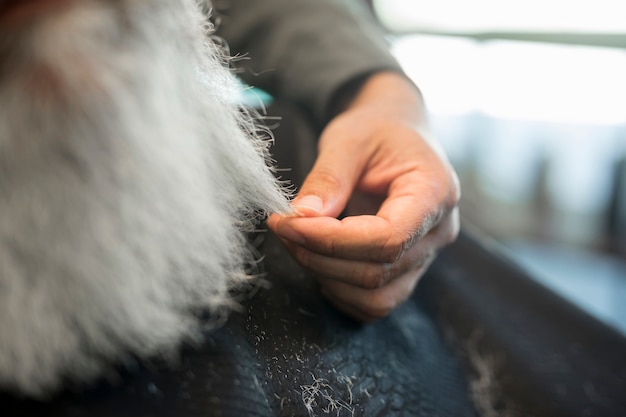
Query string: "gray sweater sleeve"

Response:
xmin=213 ymin=0 xmax=402 ymax=125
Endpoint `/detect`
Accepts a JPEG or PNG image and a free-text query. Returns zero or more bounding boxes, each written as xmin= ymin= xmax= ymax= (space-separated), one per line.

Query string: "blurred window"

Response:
xmin=374 ymin=0 xmax=626 ymax=35
xmin=371 ymin=0 xmax=626 ymax=333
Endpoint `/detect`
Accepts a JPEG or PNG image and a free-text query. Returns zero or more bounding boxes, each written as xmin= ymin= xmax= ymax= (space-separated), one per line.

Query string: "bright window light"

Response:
xmin=391 ymin=35 xmax=626 ymax=125
xmin=375 ymin=0 xmax=626 ymax=33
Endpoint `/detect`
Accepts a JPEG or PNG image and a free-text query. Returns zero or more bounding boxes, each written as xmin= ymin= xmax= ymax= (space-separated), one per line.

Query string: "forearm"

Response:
xmin=334 ymin=71 xmax=427 ymax=124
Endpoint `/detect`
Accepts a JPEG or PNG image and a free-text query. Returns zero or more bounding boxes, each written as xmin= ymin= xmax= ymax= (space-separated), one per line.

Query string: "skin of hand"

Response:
xmin=267 ymin=71 xmax=461 ymax=322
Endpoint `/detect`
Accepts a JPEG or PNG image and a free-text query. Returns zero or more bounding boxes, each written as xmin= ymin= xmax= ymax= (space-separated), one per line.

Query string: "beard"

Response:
xmin=0 ymin=0 xmax=288 ymax=398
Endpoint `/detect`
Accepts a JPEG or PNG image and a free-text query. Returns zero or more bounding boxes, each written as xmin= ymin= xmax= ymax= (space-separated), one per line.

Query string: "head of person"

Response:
xmin=0 ymin=0 xmax=287 ymax=397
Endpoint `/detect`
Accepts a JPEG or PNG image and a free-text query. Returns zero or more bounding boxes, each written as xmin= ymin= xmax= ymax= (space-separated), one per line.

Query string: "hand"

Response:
xmin=267 ymin=72 xmax=460 ymax=322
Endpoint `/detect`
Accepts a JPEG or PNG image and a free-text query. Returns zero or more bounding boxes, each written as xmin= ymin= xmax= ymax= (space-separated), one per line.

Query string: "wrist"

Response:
xmin=347 ymin=71 xmax=425 ymax=121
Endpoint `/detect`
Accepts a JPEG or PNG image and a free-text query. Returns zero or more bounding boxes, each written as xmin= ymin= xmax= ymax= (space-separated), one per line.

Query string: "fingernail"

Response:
xmin=292 ymin=195 xmax=323 ymax=215
xmin=278 ymin=225 xmax=305 ymax=245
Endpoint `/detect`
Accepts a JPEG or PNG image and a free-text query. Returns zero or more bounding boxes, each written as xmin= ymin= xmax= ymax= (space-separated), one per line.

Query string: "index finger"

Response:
xmin=269 ymin=214 xmax=400 ymax=262
xmin=269 ymin=169 xmax=455 ymax=262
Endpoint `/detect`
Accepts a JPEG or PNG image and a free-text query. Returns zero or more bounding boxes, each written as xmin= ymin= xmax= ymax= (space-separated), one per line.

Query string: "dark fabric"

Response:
xmin=4 ymin=229 xmax=625 ymax=416
xmin=214 ymin=0 xmax=402 ymax=126
xmin=1 ymin=230 xmax=478 ymax=417
xmin=423 ymin=230 xmax=626 ymax=417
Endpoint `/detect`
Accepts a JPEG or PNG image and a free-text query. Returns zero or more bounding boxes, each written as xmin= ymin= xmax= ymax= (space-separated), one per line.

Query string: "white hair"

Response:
xmin=0 ymin=0 xmax=288 ymax=397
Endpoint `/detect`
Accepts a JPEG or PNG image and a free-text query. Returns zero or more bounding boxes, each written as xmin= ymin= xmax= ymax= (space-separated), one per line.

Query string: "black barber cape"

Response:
xmin=2 ymin=229 xmax=625 ymax=417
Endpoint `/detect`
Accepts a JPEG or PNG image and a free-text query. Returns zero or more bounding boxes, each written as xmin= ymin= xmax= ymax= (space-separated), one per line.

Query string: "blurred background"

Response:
xmin=369 ymin=0 xmax=626 ymax=333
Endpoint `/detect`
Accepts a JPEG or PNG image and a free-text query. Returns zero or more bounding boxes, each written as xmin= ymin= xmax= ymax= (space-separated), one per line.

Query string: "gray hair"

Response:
xmin=0 ymin=0 xmax=288 ymax=397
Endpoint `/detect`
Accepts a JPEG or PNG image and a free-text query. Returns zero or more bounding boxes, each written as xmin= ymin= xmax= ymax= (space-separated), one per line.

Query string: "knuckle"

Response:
xmin=362 ymin=296 xmax=394 ymax=320
xmin=417 ymin=252 xmax=435 ymax=270
xmin=310 ymin=169 xmax=344 ymax=193
xmin=292 ymin=245 xmax=314 ymax=269
xmin=380 ymin=235 xmax=409 ymax=263
xmin=444 ymin=223 xmax=460 ymax=245
xmin=358 ymin=265 xmax=391 ymax=290
xmin=447 ymin=172 xmax=462 ymax=208
xmin=381 ymin=262 xmax=395 ymax=285
xmin=440 ymin=210 xmax=461 ymax=246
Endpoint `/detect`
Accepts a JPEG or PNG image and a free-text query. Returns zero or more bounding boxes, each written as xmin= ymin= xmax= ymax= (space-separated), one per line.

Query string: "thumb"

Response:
xmin=291 ymin=142 xmax=365 ymax=218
